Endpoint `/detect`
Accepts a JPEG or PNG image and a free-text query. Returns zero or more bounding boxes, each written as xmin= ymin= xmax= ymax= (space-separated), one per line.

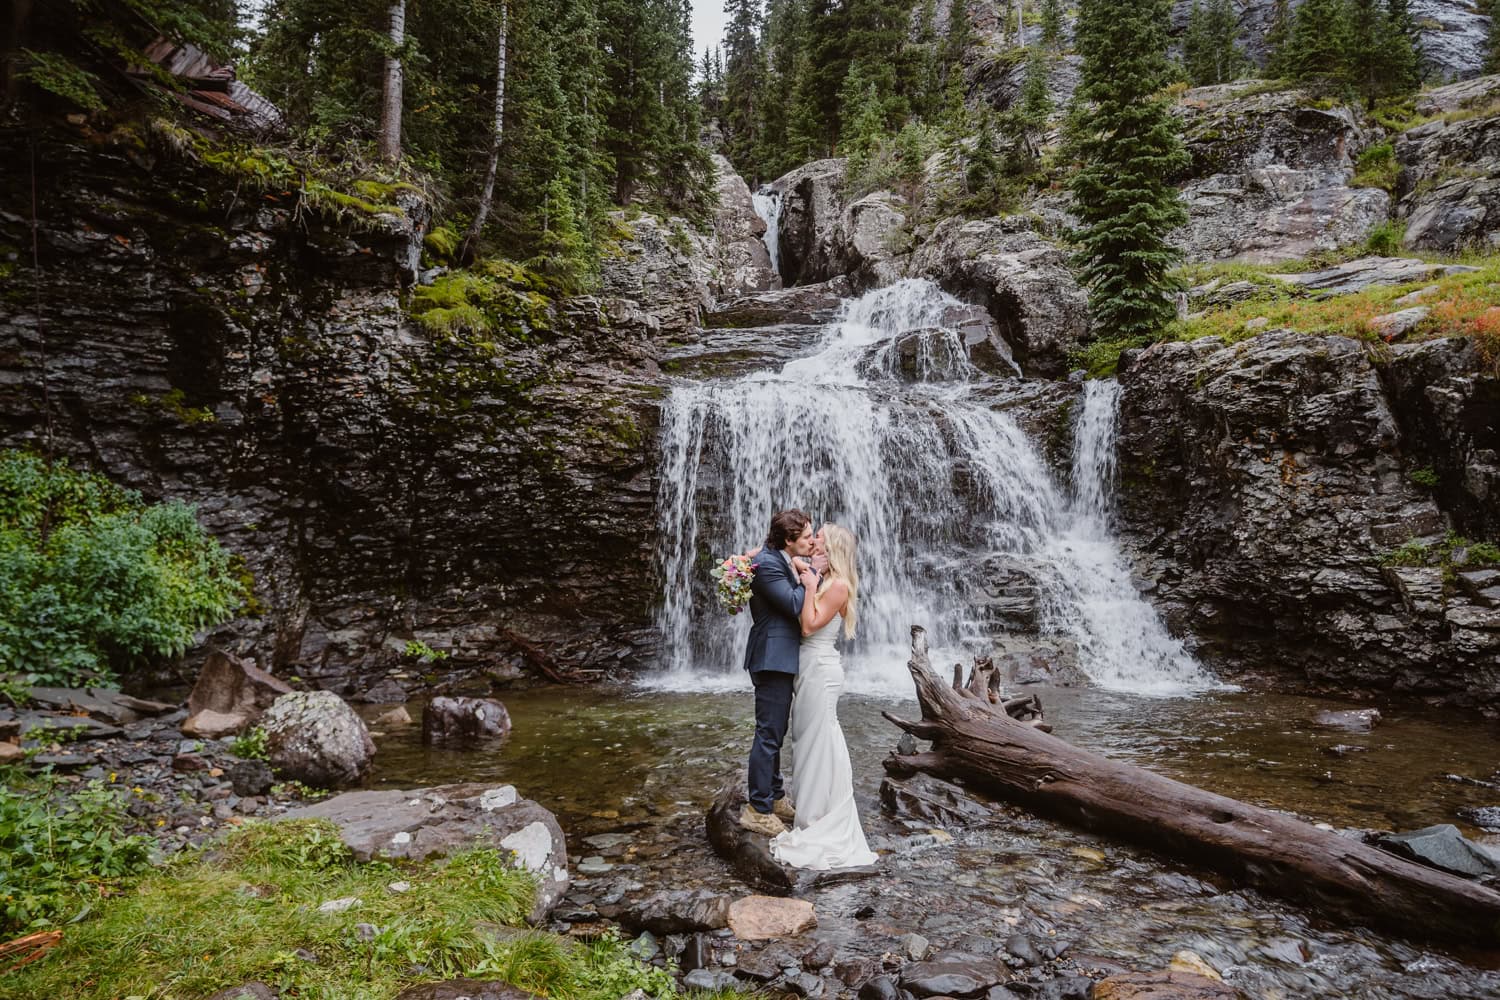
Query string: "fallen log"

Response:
xmin=883 ymin=627 xmax=1500 ymax=947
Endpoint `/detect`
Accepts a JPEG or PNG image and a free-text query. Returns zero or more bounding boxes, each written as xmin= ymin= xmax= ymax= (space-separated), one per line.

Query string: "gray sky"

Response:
xmin=692 ymin=1 xmax=729 ymax=60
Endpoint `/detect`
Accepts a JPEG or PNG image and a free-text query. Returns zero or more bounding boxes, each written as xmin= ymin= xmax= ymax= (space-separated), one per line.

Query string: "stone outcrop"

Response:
xmin=182 ymin=649 xmax=293 ymax=738
xmin=842 ymin=190 xmax=910 ymax=289
xmin=260 ymin=690 xmax=376 ymax=788
xmin=1396 ymin=109 xmax=1500 ymax=253
xmin=0 ymin=123 xmax=667 ymax=685
xmin=600 ymin=212 xmax=713 ymax=334
xmin=1116 ymin=331 xmax=1500 ymax=706
xmin=1171 ymin=86 xmax=1388 ymax=263
xmin=772 ymin=158 xmax=849 ymax=287
xmin=908 ymin=217 xmax=1089 ymax=378
xmin=709 ymin=154 xmax=780 ymax=298
xmin=280 ymin=782 xmax=569 ymax=923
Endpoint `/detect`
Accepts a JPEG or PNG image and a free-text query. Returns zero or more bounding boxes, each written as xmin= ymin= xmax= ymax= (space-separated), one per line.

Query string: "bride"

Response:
xmin=772 ymin=524 xmax=878 ymax=870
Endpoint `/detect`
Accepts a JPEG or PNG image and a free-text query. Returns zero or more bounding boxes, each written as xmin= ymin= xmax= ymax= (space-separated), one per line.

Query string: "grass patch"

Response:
xmin=3 ymin=819 xmax=680 ymax=1000
xmin=1351 ymin=142 xmax=1399 ymax=194
xmin=1381 ymin=532 xmax=1500 ymax=582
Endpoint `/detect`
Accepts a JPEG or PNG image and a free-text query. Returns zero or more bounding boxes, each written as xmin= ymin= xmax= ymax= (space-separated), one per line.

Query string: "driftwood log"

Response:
xmin=884 ymin=627 xmax=1500 ymax=947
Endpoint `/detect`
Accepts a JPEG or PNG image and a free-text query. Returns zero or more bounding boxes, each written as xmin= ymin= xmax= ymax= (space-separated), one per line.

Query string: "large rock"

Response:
xmin=182 ymin=650 xmax=293 ymax=737
xmin=879 ymin=773 xmax=997 ymax=828
xmin=772 ymin=158 xmax=849 ymax=287
xmin=599 ymin=212 xmax=713 ymax=334
xmin=710 ymin=154 xmax=780 ymax=298
xmin=280 ymin=782 xmax=569 ymax=923
xmin=613 ymin=889 xmax=732 ymax=934
xmin=421 ymin=696 xmax=511 ymax=745
xmin=1396 ymin=110 xmax=1500 ymax=253
xmin=25 ymin=686 xmax=174 ymax=725
xmin=1171 ymin=86 xmax=1388 ymax=263
xmin=1267 ymin=256 xmax=1479 ymax=296
xmin=260 ymin=690 xmax=375 ymax=789
xmin=1090 ymin=969 xmax=1248 ymax=1000
xmin=1375 ymin=823 xmax=1500 ymax=879
xmin=1116 ymin=330 xmax=1500 ymax=705
xmin=842 ymin=190 xmax=909 ymax=290
xmin=907 ymin=217 xmax=1089 ymax=378
xmin=898 ymin=957 xmax=1005 ymax=998
xmin=726 ymin=896 xmax=817 ymax=940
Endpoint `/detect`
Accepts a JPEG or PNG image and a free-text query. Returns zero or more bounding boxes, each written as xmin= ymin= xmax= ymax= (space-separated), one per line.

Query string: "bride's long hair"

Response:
xmin=819 ymin=523 xmax=859 ymax=639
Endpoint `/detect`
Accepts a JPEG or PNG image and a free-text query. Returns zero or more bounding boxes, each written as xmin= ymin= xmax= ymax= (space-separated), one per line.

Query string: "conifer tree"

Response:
xmin=1040 ymin=0 xmax=1065 ymax=50
xmin=1182 ymin=0 xmax=1247 ymax=86
xmin=1488 ymin=0 xmax=1500 ymax=74
xmin=1284 ymin=0 xmax=1351 ymax=94
xmin=1067 ymin=0 xmax=1189 ymax=340
xmin=722 ymin=0 xmax=764 ymax=176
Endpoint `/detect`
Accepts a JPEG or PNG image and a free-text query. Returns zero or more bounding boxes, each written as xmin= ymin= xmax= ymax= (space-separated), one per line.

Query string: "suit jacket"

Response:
xmin=743 ymin=548 xmax=806 ymax=675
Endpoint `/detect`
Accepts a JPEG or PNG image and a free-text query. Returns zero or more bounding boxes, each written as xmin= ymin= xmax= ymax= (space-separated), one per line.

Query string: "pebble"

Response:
xmin=683 ymin=969 xmax=739 ymax=991
xmin=899 ymin=933 xmax=931 ymax=962
xmin=577 ymin=857 xmax=615 ymax=875
xmin=318 ymin=896 xmax=361 ymax=913
xmin=387 ymin=881 xmax=412 ymax=894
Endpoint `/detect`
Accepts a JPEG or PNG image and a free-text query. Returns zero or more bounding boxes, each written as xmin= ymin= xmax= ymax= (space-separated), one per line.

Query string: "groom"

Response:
xmin=740 ymin=508 xmax=817 ymax=836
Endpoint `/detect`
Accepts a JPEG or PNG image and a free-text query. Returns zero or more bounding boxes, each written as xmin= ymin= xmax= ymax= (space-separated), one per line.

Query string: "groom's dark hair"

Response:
xmin=766 ymin=509 xmax=812 ymax=551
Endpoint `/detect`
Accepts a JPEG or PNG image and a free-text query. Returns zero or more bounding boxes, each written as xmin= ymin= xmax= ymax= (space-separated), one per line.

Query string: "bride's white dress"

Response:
xmin=770 ymin=614 xmax=878 ymax=870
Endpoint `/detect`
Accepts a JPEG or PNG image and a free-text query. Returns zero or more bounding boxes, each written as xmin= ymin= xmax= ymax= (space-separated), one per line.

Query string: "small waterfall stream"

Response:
xmin=751 ymin=188 xmax=782 ymax=278
xmin=651 ymin=279 xmax=1213 ymax=696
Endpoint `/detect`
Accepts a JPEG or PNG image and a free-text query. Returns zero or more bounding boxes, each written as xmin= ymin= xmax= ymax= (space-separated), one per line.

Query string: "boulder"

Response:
xmin=280 ymin=782 xmax=569 ymax=924
xmin=421 ymin=696 xmax=511 ymax=745
xmin=599 ymin=213 xmax=712 ymax=335
xmin=1089 ymin=970 xmax=1248 ymax=1000
xmin=614 ymin=889 xmax=732 ymax=934
xmin=727 ymin=896 xmax=817 ymax=940
xmin=842 ymin=190 xmax=909 ymax=290
xmin=395 ymin=981 xmax=540 ymax=1000
xmin=706 ymin=277 xmax=854 ymax=329
xmin=1375 ymin=823 xmax=1500 ymax=879
xmin=1170 ymin=86 xmax=1387 ymax=263
xmin=773 ymin=158 xmax=849 ymax=287
xmin=260 ymin=690 xmax=375 ymax=789
xmin=1313 ymin=708 xmax=1382 ymax=732
xmin=1396 ymin=110 xmax=1500 ymax=253
xmin=711 ymin=154 xmax=779 ymax=297
xmin=898 ymin=957 xmax=1006 ymax=998
xmin=228 ymin=758 xmax=275 ymax=796
xmin=1267 ymin=256 xmax=1479 ymax=295
xmin=183 ymin=650 xmax=294 ymax=737
xmin=907 ymin=217 xmax=1088 ymax=378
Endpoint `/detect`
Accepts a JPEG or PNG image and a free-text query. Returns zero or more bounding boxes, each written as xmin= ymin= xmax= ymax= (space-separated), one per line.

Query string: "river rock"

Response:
xmin=1090 ymin=970 xmax=1248 ymax=1000
xmin=26 ymin=686 xmax=175 ymax=726
xmin=614 ymin=889 xmax=731 ymax=934
xmin=1396 ymin=108 xmax=1500 ymax=253
xmin=1171 ymin=86 xmax=1387 ymax=264
xmin=1458 ymin=806 xmax=1500 ymax=832
xmin=183 ymin=649 xmax=294 ymax=738
xmin=1375 ymin=823 xmax=1500 ymax=878
xmin=727 ymin=896 xmax=817 ymax=940
xmin=375 ymin=705 xmax=413 ymax=727
xmin=907 ymin=217 xmax=1088 ymax=378
xmin=260 ymin=690 xmax=375 ymax=789
xmin=711 ymin=154 xmax=779 ymax=297
xmin=421 ymin=696 xmax=511 ymax=745
xmin=879 ymin=773 xmax=996 ymax=828
xmin=859 ymin=975 xmax=902 ymax=1000
xmin=395 ymin=980 xmax=540 ymax=1000
xmin=684 ymin=969 xmax=742 ymax=992
xmin=355 ymin=677 xmax=408 ymax=704
xmin=1313 ymin=708 xmax=1382 ymax=731
xmin=772 ymin=158 xmax=849 ymax=287
xmin=899 ymin=957 xmax=1005 ymax=998
xmin=279 ymin=782 xmax=568 ymax=923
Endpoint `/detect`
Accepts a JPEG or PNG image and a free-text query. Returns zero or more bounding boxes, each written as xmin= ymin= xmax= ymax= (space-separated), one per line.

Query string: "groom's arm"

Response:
xmin=750 ymin=554 xmax=804 ymax=623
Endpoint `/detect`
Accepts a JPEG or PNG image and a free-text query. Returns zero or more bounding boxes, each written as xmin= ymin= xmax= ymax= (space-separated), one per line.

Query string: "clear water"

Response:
xmin=652 ymin=279 xmax=1213 ymax=697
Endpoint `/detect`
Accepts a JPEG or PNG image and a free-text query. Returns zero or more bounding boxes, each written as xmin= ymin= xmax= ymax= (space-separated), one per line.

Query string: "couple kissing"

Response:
xmin=739 ymin=508 xmax=877 ymax=871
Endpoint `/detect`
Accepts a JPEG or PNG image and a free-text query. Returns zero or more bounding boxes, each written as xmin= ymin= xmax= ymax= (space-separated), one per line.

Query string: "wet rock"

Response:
xmin=204 ymin=984 xmax=278 ymax=1000
xmin=1090 ymin=970 xmax=1248 ymax=999
xmin=1002 ymin=934 xmax=1042 ymax=968
xmin=843 ymin=190 xmax=909 ymax=289
xmin=616 ymin=889 xmax=732 ymax=935
xmin=356 ymin=678 xmax=408 ymax=705
xmin=1459 ymin=806 xmax=1500 ymax=832
xmin=727 ymin=896 xmax=817 ymax=940
xmin=1375 ymin=823 xmax=1500 ymax=878
xmin=374 ymin=705 xmax=413 ymax=727
xmin=784 ymin=972 xmax=826 ymax=997
xmin=710 ymin=154 xmax=779 ymax=298
xmin=421 ymin=696 xmax=511 ymax=745
xmin=261 ymin=690 xmax=375 ymax=789
xmin=705 ymin=780 xmax=800 ymax=893
xmin=394 ymin=981 xmax=540 ymax=1000
xmin=183 ymin=650 xmax=294 ymax=737
xmin=684 ymin=969 xmax=741 ymax=992
xmin=803 ymin=940 xmax=836 ymax=970
xmin=680 ymin=933 xmax=709 ymax=973
xmin=880 ymin=773 xmax=996 ymax=828
xmin=1168 ymin=952 xmax=1220 ymax=980
xmin=1313 ymin=709 xmax=1381 ymax=732
xmin=907 ymin=217 xmax=1088 ymax=379
xmin=900 ymin=933 xmax=932 ymax=962
xmin=279 ymin=783 xmax=567 ymax=923
xmin=899 ymin=958 xmax=1005 ymax=998
xmin=859 ymin=975 xmax=902 ymax=1000
xmin=704 ymin=277 xmax=854 ymax=330
xmin=772 ymin=158 xmax=849 ymax=287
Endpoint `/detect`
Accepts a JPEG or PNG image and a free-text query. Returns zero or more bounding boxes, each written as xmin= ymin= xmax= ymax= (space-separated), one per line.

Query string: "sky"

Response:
xmin=692 ymin=1 xmax=729 ymax=60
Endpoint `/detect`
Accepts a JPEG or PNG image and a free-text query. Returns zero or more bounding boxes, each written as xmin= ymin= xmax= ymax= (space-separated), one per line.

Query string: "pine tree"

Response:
xmin=1284 ymin=0 xmax=1351 ymax=95
xmin=1040 ymin=0 xmax=1065 ymax=50
xmin=721 ymin=0 xmax=764 ymax=178
xmin=1487 ymin=0 xmax=1500 ymax=74
xmin=1067 ymin=0 xmax=1190 ymax=340
xmin=1263 ymin=0 xmax=1294 ymax=79
xmin=1018 ymin=45 xmax=1052 ymax=142
xmin=1382 ymin=0 xmax=1423 ymax=93
xmin=1182 ymin=0 xmax=1246 ymax=86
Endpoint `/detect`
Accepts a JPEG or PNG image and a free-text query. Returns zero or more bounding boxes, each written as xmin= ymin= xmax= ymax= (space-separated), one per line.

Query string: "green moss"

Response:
xmin=1408 ymin=467 xmax=1439 ymax=488
xmin=130 ymin=389 xmax=216 ymax=425
xmin=424 ymin=224 xmax=462 ymax=263
xmin=408 ymin=264 xmax=555 ymax=347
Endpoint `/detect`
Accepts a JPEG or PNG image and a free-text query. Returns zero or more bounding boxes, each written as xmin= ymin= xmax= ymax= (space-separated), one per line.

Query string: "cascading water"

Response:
xmin=651 ymin=278 xmax=1215 ymax=697
xmin=751 ymin=188 xmax=782 ymax=278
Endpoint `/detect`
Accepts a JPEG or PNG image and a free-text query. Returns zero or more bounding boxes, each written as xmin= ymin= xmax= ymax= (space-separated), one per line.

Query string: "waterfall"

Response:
xmin=650 ymin=279 xmax=1216 ymax=697
xmin=752 ymin=188 xmax=782 ymax=278
xmin=1072 ymin=379 xmax=1121 ymax=524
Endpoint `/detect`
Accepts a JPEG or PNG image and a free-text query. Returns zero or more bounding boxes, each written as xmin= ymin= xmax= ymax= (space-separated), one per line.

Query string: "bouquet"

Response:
xmin=711 ymin=554 xmax=756 ymax=615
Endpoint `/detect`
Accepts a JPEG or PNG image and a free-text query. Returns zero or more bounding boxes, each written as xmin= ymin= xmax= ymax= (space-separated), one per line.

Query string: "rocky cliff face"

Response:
xmin=1115 ymin=332 xmax=1500 ymax=707
xmin=0 ymin=123 xmax=674 ymax=689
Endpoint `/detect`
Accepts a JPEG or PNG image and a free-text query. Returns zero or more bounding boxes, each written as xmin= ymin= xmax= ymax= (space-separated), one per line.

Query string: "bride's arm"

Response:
xmin=799 ymin=576 xmax=848 ymax=636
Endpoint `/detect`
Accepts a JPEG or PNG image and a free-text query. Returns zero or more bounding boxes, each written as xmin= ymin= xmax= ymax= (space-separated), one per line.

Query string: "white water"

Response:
xmin=650 ymin=279 xmax=1215 ymax=697
xmin=751 ymin=188 xmax=782 ymax=278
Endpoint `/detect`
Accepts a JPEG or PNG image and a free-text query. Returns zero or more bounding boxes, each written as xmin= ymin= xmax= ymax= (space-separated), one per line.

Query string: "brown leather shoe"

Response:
xmin=740 ymin=803 xmax=787 ymax=837
xmin=772 ymin=797 xmax=796 ymax=824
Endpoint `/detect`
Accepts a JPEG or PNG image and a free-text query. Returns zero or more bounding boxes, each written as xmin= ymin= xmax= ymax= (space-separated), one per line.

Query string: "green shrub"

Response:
xmin=1351 ymin=142 xmax=1400 ymax=194
xmin=1363 ymin=219 xmax=1406 ymax=256
xmin=1408 ymin=467 xmax=1439 ymax=488
xmin=403 ymin=639 xmax=449 ymax=662
xmin=0 ymin=451 xmax=249 ymax=686
xmin=228 ymin=726 xmax=269 ymax=761
xmin=0 ymin=776 xmax=156 ymax=933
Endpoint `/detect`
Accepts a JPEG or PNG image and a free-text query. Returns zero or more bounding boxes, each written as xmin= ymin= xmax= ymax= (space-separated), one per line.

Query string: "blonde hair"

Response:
xmin=817 ymin=524 xmax=859 ymax=639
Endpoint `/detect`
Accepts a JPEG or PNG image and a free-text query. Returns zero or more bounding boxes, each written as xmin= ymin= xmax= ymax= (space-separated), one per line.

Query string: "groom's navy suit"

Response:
xmin=744 ymin=547 xmax=805 ymax=814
